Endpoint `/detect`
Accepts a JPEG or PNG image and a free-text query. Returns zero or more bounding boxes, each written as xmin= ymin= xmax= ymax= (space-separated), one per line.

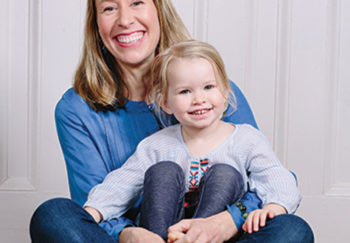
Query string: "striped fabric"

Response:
xmin=84 ymin=124 xmax=301 ymax=221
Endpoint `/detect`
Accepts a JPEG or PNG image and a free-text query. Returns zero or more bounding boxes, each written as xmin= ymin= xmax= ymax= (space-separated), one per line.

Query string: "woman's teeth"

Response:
xmin=116 ymin=32 xmax=143 ymax=44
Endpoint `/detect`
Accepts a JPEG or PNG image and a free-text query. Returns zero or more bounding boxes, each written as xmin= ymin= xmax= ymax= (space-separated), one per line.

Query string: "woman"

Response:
xmin=30 ymin=0 xmax=314 ymax=242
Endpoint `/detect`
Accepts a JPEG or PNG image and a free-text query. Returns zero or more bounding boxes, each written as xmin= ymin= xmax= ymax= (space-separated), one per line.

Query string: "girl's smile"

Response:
xmin=163 ymin=57 xmax=228 ymax=133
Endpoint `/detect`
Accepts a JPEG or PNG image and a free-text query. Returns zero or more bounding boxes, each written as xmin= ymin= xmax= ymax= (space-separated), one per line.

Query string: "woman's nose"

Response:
xmin=117 ymin=6 xmax=134 ymax=28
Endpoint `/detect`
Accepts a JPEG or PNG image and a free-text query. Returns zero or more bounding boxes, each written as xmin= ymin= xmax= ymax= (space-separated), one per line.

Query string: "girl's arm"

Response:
xmin=245 ymin=128 xmax=301 ymax=214
xmin=222 ymin=81 xmax=262 ymax=230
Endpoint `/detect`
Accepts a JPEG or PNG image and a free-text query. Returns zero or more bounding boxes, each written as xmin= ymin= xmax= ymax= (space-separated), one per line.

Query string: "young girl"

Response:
xmin=84 ymin=40 xmax=301 ymax=241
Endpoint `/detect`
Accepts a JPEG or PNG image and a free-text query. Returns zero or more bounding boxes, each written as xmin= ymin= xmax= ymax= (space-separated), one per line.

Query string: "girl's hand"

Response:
xmin=120 ymin=227 xmax=165 ymax=243
xmin=242 ymin=203 xmax=287 ymax=234
xmin=84 ymin=206 xmax=103 ymax=223
xmin=167 ymin=231 xmax=185 ymax=243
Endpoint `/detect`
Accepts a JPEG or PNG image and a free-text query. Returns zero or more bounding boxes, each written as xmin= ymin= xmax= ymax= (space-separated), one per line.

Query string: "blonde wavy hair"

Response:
xmin=150 ymin=40 xmax=236 ymax=117
xmin=74 ymin=0 xmax=191 ymax=111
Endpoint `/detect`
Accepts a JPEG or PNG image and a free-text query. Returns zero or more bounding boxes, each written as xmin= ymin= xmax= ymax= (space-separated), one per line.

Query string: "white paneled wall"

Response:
xmin=1 ymin=0 xmax=349 ymax=242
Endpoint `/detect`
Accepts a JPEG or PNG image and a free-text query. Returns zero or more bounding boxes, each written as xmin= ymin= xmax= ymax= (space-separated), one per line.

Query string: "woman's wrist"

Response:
xmin=209 ymin=210 xmax=238 ymax=240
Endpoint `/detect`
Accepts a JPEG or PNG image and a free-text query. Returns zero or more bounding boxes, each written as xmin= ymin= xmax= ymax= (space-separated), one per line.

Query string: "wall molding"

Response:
xmin=0 ymin=0 xmax=41 ymax=191
xmin=273 ymin=0 xmax=293 ymax=167
xmin=193 ymin=0 xmax=208 ymax=41
xmin=0 ymin=0 xmax=10 ymax=190
xmin=324 ymin=0 xmax=350 ymax=196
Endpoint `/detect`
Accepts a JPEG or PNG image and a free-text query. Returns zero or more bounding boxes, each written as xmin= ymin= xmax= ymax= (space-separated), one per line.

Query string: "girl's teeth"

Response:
xmin=117 ymin=32 xmax=143 ymax=44
xmin=193 ymin=109 xmax=208 ymax=115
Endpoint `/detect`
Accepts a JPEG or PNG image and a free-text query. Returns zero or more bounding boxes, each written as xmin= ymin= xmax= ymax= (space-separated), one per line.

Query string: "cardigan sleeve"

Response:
xmin=245 ymin=128 xmax=301 ymax=214
xmin=84 ymin=141 xmax=150 ymax=221
xmin=222 ymin=81 xmax=262 ymax=230
xmin=224 ymin=83 xmax=299 ymax=230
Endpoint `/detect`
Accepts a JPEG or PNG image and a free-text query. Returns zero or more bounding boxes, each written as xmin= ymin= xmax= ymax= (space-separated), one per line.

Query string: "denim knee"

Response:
xmin=30 ymin=198 xmax=73 ymax=229
xmin=205 ymin=164 xmax=244 ymax=192
xmin=30 ymin=198 xmax=89 ymax=242
xmin=141 ymin=161 xmax=186 ymax=239
xmin=269 ymin=214 xmax=314 ymax=243
xmin=145 ymin=161 xmax=184 ymax=184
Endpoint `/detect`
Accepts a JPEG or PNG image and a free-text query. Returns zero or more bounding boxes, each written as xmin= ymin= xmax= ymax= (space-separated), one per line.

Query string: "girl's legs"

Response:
xmin=235 ymin=214 xmax=314 ymax=243
xmin=139 ymin=161 xmax=186 ymax=240
xmin=30 ymin=198 xmax=115 ymax=243
xmin=193 ymin=163 xmax=244 ymax=218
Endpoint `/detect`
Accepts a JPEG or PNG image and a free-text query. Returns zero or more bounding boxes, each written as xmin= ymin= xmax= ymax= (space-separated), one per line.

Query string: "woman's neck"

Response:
xmin=118 ymin=61 xmax=152 ymax=102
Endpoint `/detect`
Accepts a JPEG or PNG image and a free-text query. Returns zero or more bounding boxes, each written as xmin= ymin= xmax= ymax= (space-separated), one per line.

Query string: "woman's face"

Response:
xmin=95 ymin=0 xmax=160 ymax=67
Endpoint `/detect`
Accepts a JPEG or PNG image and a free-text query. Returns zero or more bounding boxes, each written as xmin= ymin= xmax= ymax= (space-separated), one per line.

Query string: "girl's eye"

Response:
xmin=204 ymin=84 xmax=215 ymax=90
xmin=179 ymin=89 xmax=190 ymax=95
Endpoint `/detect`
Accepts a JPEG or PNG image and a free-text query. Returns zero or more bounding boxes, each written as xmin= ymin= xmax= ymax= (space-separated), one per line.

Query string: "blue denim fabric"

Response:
xmin=30 ymin=198 xmax=115 ymax=243
xmin=235 ymin=214 xmax=314 ymax=243
xmin=139 ymin=161 xmax=244 ymax=240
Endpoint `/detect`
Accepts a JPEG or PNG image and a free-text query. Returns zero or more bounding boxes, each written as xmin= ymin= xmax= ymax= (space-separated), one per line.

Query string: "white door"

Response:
xmin=0 ymin=0 xmax=85 ymax=241
xmin=1 ymin=0 xmax=348 ymax=242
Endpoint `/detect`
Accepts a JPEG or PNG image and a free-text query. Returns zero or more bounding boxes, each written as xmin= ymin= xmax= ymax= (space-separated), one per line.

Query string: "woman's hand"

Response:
xmin=119 ymin=227 xmax=165 ymax=243
xmin=168 ymin=211 xmax=238 ymax=243
xmin=242 ymin=203 xmax=287 ymax=234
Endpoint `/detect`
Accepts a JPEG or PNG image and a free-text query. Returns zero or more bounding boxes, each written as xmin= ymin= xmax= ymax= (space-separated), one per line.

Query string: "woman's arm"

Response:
xmin=55 ymin=90 xmax=135 ymax=240
xmin=226 ymin=191 xmax=262 ymax=231
xmin=55 ymin=98 xmax=107 ymax=205
xmin=223 ymin=81 xmax=258 ymax=129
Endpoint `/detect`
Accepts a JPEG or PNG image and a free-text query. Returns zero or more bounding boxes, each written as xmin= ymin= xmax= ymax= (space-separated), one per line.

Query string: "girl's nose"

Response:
xmin=193 ymin=92 xmax=206 ymax=104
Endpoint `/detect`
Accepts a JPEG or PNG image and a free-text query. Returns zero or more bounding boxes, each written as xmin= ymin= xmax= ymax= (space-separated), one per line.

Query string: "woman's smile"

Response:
xmin=114 ymin=31 xmax=145 ymax=45
xmin=96 ymin=0 xmax=160 ymax=66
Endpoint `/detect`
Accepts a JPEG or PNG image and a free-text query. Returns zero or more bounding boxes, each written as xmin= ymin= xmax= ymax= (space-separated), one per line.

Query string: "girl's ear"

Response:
xmin=161 ymin=99 xmax=173 ymax=115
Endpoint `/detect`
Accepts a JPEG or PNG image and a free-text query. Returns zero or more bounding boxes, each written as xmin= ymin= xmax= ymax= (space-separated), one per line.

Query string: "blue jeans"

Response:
xmin=30 ymin=168 xmax=314 ymax=242
xmin=30 ymin=198 xmax=115 ymax=243
xmin=30 ymin=197 xmax=313 ymax=242
xmin=140 ymin=161 xmax=245 ymax=240
xmin=235 ymin=214 xmax=314 ymax=243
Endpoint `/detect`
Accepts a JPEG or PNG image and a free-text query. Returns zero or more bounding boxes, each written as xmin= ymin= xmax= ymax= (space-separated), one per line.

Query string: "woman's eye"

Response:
xmin=103 ymin=7 xmax=115 ymax=12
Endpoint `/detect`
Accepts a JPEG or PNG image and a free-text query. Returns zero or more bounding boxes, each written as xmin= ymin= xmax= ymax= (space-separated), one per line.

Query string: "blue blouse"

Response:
xmin=55 ymin=81 xmax=261 ymax=240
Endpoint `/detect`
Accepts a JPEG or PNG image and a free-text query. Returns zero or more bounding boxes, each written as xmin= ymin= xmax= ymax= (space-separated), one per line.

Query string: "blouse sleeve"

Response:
xmin=55 ymin=94 xmax=134 ymax=240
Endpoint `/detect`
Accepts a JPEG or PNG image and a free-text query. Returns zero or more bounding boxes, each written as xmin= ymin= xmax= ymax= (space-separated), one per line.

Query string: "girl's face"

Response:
xmin=163 ymin=57 xmax=228 ymax=131
xmin=96 ymin=0 xmax=160 ymax=67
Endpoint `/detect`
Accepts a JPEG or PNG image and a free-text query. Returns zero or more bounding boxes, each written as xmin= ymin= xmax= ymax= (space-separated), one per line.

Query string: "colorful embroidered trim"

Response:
xmin=235 ymin=201 xmax=248 ymax=219
xmin=188 ymin=158 xmax=209 ymax=191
